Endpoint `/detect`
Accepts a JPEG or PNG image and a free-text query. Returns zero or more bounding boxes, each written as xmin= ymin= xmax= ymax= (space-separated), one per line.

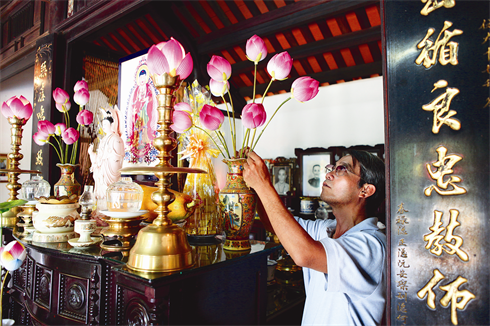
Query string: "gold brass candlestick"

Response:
xmin=0 ymin=116 xmax=40 ymax=227
xmin=123 ymin=73 xmax=204 ymax=273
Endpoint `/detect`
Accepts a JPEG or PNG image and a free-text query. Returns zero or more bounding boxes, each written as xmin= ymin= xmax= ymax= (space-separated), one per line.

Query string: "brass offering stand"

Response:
xmin=121 ymin=74 xmax=204 ymax=273
xmin=0 ymin=116 xmax=40 ymax=227
xmin=99 ymin=212 xmax=147 ymax=253
xmin=16 ymin=203 xmax=36 ymax=237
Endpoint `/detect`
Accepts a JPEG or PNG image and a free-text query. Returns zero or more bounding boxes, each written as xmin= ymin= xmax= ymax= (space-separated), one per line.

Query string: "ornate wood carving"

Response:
xmin=126 ymin=300 xmax=150 ymax=326
xmin=116 ymin=283 xmax=125 ymax=325
xmin=88 ymin=265 xmax=100 ymax=325
xmin=34 ymin=265 xmax=52 ymax=310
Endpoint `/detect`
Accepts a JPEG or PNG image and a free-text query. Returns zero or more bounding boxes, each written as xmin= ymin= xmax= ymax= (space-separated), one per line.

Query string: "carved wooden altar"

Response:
xmin=4 ymin=228 xmax=281 ymax=325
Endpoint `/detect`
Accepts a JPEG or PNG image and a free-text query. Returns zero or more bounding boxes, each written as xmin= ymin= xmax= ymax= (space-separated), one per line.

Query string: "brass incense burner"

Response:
xmin=121 ymin=73 xmax=204 ymax=273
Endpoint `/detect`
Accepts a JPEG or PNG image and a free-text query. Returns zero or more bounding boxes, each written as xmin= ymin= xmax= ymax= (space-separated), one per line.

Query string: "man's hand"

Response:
xmin=243 ymin=151 xmax=272 ymax=192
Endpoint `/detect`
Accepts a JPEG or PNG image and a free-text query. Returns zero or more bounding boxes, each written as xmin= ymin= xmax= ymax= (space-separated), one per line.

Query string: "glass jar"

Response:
xmin=106 ymin=177 xmax=143 ymax=212
xmin=21 ymin=175 xmax=51 ymax=203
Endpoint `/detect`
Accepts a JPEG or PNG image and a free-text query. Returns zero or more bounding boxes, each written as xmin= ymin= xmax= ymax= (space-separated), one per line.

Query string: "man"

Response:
xmin=308 ymin=164 xmax=321 ymax=188
xmin=243 ymin=150 xmax=386 ymax=325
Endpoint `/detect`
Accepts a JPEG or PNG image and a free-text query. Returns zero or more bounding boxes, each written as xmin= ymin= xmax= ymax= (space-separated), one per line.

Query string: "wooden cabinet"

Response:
xmin=5 ymin=230 xmax=282 ymax=325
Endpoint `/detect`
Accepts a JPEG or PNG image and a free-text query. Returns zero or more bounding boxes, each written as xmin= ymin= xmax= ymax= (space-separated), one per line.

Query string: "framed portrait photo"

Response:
xmin=295 ymin=148 xmax=334 ymax=197
xmin=0 ymin=154 xmax=9 ymax=182
xmin=270 ymin=157 xmax=295 ymax=196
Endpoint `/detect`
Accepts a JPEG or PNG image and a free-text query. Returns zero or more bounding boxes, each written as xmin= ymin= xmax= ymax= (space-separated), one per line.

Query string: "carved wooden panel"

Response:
xmin=12 ymin=259 xmax=26 ymax=292
xmin=59 ymin=273 xmax=88 ymax=323
xmin=34 ymin=264 xmax=53 ymax=311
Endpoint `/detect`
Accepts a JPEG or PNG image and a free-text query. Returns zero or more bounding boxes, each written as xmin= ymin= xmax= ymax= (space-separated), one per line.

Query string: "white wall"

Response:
xmin=211 ymin=76 xmax=385 ymax=189
xmin=0 ymin=67 xmax=34 ymax=202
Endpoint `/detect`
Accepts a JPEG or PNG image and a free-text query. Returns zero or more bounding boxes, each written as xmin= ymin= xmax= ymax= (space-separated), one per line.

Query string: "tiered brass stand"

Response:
xmin=121 ymin=74 xmax=205 ymax=273
xmin=100 ymin=213 xmax=147 ymax=252
xmin=0 ymin=116 xmax=40 ymax=227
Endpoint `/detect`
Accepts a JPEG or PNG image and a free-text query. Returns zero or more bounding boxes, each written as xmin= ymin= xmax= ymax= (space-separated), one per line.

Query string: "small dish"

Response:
xmin=100 ymin=210 xmax=148 ymax=219
xmin=68 ymin=236 xmax=102 ymax=247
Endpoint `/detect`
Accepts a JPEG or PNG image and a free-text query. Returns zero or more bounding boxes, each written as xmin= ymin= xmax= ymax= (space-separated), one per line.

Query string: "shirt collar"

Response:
xmin=343 ymin=217 xmax=379 ymax=236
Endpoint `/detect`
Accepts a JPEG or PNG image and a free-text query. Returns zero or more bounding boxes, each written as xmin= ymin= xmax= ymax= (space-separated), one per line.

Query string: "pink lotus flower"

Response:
xmin=55 ymin=100 xmax=71 ymax=113
xmin=76 ymin=109 xmax=94 ymax=126
xmin=53 ymin=88 xmax=70 ymax=105
xmin=54 ymin=123 xmax=66 ymax=136
xmin=207 ymin=55 xmax=232 ymax=82
xmin=246 ymin=35 xmax=268 ymax=64
xmin=1 ymin=95 xmax=33 ymax=120
xmin=74 ymin=80 xmax=88 ymax=92
xmin=291 ymin=77 xmax=320 ymax=103
xmin=209 ymin=79 xmax=229 ymax=97
xmin=199 ymin=104 xmax=224 ymax=131
xmin=62 ymin=127 xmax=79 ymax=145
xmin=37 ymin=120 xmax=55 ymax=135
xmin=267 ymin=51 xmax=293 ymax=81
xmin=147 ymin=37 xmax=193 ymax=79
xmin=33 ymin=131 xmax=49 ymax=146
xmin=74 ymin=88 xmax=90 ymax=106
xmin=171 ymin=102 xmax=193 ymax=133
xmin=0 ymin=240 xmax=26 ymax=271
xmin=242 ymin=103 xmax=267 ymax=129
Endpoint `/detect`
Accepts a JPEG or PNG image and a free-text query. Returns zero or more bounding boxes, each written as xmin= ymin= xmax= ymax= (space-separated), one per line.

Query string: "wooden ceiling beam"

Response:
xmin=232 ymin=25 xmax=380 ymax=75
xmin=238 ymin=61 xmax=382 ymax=97
xmin=197 ymin=0 xmax=379 ymax=55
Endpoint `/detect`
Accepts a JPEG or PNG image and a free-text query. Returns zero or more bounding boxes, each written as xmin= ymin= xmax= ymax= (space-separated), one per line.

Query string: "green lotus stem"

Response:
xmin=221 ymin=95 xmax=235 ymax=154
xmin=252 ymin=63 xmax=258 ymax=102
xmin=46 ymin=140 xmax=63 ymax=163
xmin=227 ymin=92 xmax=237 ymax=156
xmin=252 ymin=97 xmax=292 ymax=151
xmin=195 ymin=126 xmax=228 ymax=159
xmin=216 ymin=130 xmax=232 ymax=159
xmin=240 ymin=129 xmax=251 ymax=158
xmin=70 ymin=124 xmax=81 ymax=165
xmin=261 ymin=79 xmax=275 ymax=104
xmin=250 ymin=128 xmax=257 ymax=151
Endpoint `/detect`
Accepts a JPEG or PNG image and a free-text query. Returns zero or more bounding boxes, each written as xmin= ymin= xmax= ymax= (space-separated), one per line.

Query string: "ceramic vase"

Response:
xmin=54 ymin=164 xmax=81 ymax=197
xmin=218 ymin=159 xmax=257 ymax=251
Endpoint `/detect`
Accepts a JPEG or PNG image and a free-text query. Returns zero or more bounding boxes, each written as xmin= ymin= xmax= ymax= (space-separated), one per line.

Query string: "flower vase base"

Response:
xmin=32 ymin=231 xmax=77 ymax=243
xmin=224 ymin=239 xmax=251 ymax=251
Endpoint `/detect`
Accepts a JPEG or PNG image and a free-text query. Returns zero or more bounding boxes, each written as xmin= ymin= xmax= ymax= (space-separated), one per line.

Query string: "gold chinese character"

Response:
xmin=398 ymin=259 xmax=410 ymax=268
xmin=37 ymin=82 xmax=45 ymax=103
xmin=424 ymin=209 xmax=469 ymax=261
xmin=483 ymin=65 xmax=490 ymax=74
xmin=483 ymin=32 xmax=490 ymax=44
xmin=422 ymin=80 xmax=461 ymax=133
xmin=398 ymin=269 xmax=408 ymax=279
xmin=397 ymin=302 xmax=408 ymax=313
xmin=483 ymin=79 xmax=490 ymax=87
xmin=35 ymin=150 xmax=43 ymax=166
xmin=397 ymin=279 xmax=409 ymax=291
xmin=398 ymin=247 xmax=408 ymax=258
xmin=479 ymin=19 xmax=490 ymax=30
xmin=424 ymin=146 xmax=467 ymax=196
xmin=397 ymin=203 xmax=409 ymax=214
xmin=416 ymin=21 xmax=463 ymax=68
xmin=398 ymin=239 xmax=407 ymax=246
xmin=397 ymin=292 xmax=408 ymax=301
xmin=36 ymin=105 xmax=45 ymax=121
xmin=396 ymin=215 xmax=409 ymax=225
xmin=484 ymin=97 xmax=490 ymax=109
xmin=440 ymin=276 xmax=475 ymax=325
xmin=417 ymin=269 xmax=445 ymax=309
xmin=397 ymin=314 xmax=408 ymax=324
xmin=398 ymin=225 xmax=408 ymax=236
xmin=39 ymin=61 xmax=47 ymax=78
xmin=486 ymin=47 xmax=490 ymax=61
xmin=420 ymin=0 xmax=455 ymax=16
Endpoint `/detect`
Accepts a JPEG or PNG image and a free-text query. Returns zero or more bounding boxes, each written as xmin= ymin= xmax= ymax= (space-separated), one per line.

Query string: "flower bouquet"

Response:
xmin=32 ymin=80 xmax=93 ymax=197
xmin=170 ymin=34 xmax=320 ymax=159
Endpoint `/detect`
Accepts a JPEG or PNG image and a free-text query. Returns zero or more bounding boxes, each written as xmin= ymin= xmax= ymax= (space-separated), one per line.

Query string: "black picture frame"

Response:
xmin=270 ymin=157 xmax=296 ymax=196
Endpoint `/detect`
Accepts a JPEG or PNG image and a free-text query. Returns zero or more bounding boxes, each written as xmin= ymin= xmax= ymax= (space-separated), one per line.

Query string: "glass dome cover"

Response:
xmin=106 ymin=177 xmax=143 ymax=212
xmin=21 ymin=175 xmax=51 ymax=203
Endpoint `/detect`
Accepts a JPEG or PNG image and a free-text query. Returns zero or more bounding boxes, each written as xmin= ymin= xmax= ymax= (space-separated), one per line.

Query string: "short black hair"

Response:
xmin=348 ymin=150 xmax=385 ymax=219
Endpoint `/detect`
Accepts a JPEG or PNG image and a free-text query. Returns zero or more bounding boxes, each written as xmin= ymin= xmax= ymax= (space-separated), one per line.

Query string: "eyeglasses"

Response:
xmin=325 ymin=164 xmax=365 ymax=183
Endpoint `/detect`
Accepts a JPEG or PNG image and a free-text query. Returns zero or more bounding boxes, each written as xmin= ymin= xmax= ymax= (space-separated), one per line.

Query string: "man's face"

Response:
xmin=278 ymin=169 xmax=286 ymax=182
xmin=312 ymin=165 xmax=321 ymax=176
xmin=320 ymin=155 xmax=363 ymax=207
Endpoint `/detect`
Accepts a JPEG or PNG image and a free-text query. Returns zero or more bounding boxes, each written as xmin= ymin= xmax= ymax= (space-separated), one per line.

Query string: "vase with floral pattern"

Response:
xmin=54 ymin=164 xmax=81 ymax=197
xmin=218 ymin=159 xmax=257 ymax=251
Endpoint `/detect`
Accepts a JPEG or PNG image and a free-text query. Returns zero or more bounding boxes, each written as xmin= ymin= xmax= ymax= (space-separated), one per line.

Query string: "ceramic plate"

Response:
xmin=99 ymin=210 xmax=148 ymax=218
xmin=68 ymin=236 xmax=103 ymax=247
